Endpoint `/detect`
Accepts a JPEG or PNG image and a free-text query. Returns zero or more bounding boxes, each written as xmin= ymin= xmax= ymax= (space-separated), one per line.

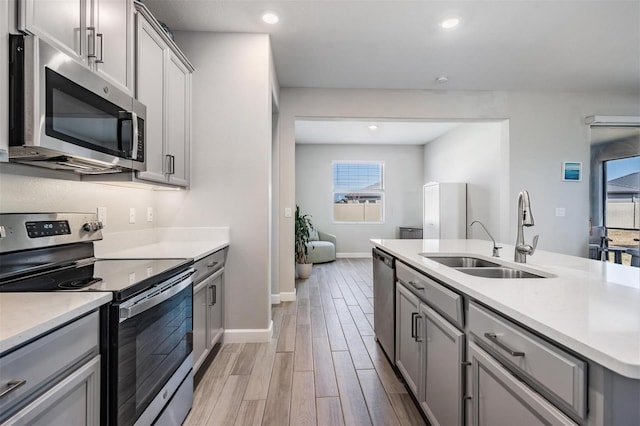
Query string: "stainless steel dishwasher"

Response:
xmin=373 ymin=247 xmax=396 ymax=363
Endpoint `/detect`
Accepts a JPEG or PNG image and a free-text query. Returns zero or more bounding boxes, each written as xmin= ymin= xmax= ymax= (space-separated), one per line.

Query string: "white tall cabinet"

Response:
xmin=423 ymin=182 xmax=467 ymax=239
xmin=1 ymin=0 xmax=8 ymax=161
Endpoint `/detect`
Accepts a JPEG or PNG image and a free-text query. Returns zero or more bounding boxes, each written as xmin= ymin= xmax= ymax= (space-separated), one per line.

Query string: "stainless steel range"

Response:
xmin=0 ymin=213 xmax=195 ymax=426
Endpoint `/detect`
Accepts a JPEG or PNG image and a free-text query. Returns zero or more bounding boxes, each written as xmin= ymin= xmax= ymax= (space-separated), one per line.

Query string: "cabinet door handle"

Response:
xmin=463 ymin=395 xmax=472 ymax=401
xmin=171 ymin=155 xmax=176 ymax=175
xmin=415 ymin=315 xmax=423 ymax=342
xmin=0 ymin=379 xmax=26 ymax=398
xmin=484 ymin=333 xmax=525 ymax=357
xmin=411 ymin=312 xmax=418 ymax=339
xmin=165 ymin=155 xmax=172 ymax=174
xmin=208 ymin=284 xmax=217 ymax=306
xmin=87 ymin=27 xmax=97 ymax=59
xmin=95 ymin=33 xmax=104 ymax=63
xmin=407 ymin=280 xmax=424 ymax=290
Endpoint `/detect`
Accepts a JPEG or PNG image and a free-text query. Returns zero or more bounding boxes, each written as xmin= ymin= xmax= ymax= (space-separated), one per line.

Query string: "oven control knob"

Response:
xmin=96 ymin=221 xmax=104 ymax=230
xmin=83 ymin=222 xmax=99 ymax=232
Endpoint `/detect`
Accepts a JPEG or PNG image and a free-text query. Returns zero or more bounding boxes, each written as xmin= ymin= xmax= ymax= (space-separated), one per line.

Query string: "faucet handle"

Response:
xmin=492 ymin=246 xmax=502 ymax=257
xmin=530 ymin=235 xmax=539 ymax=255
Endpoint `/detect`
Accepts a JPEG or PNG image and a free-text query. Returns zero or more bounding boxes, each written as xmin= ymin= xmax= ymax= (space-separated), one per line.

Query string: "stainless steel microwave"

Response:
xmin=8 ymin=35 xmax=146 ymax=174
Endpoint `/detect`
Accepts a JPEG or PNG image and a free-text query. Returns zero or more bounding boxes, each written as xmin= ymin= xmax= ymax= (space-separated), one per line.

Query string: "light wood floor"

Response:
xmin=185 ymin=258 xmax=426 ymax=426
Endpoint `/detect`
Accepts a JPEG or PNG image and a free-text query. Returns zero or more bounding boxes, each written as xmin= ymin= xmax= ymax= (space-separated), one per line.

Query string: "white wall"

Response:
xmin=0 ymin=164 xmax=161 ymax=231
xmin=156 ymin=32 xmax=275 ymax=336
xmin=423 ymin=122 xmax=508 ymax=243
xmin=296 ymin=144 xmax=423 ymax=255
xmin=278 ymin=88 xmax=640 ymax=297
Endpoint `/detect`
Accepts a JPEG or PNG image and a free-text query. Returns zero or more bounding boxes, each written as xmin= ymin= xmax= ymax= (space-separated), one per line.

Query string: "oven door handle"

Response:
xmin=119 ymin=270 xmax=194 ymax=322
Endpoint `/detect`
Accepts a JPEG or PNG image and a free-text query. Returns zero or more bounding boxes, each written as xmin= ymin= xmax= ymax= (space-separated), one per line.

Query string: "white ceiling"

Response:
xmin=144 ymin=0 xmax=640 ymax=93
xmin=295 ymin=119 xmax=462 ymax=144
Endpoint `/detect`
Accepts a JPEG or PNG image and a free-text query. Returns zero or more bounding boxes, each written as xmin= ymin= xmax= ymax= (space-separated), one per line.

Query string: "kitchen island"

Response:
xmin=371 ymin=238 xmax=639 ymax=426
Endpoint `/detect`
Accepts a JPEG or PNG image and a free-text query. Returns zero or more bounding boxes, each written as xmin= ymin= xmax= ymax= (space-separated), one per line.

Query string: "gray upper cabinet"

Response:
xmin=18 ymin=0 xmax=134 ymax=95
xmin=135 ymin=3 xmax=193 ymax=188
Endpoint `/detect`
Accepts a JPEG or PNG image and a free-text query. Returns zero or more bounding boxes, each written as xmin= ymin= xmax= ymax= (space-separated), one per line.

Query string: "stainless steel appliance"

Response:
xmin=0 ymin=213 xmax=194 ymax=426
xmin=372 ymin=247 xmax=396 ymax=363
xmin=8 ymin=35 xmax=146 ymax=174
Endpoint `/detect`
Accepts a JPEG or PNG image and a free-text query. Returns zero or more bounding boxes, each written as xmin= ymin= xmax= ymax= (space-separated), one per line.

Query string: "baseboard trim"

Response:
xmin=337 ymin=252 xmax=372 ymax=258
xmin=224 ymin=321 xmax=273 ymax=343
xmin=280 ymin=289 xmax=297 ymax=302
xmin=271 ymin=294 xmax=281 ymax=305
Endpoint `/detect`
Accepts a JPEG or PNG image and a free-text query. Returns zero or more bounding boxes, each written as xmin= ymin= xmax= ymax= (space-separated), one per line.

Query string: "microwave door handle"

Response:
xmin=118 ymin=111 xmax=139 ymax=160
xmin=130 ymin=111 xmax=139 ymax=160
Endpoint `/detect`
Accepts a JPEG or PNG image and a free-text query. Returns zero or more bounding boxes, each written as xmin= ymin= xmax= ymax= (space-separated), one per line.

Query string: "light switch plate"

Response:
xmin=129 ymin=207 xmax=136 ymax=224
xmin=284 ymin=207 xmax=292 ymax=218
xmin=147 ymin=207 xmax=154 ymax=222
xmin=555 ymin=207 xmax=566 ymax=217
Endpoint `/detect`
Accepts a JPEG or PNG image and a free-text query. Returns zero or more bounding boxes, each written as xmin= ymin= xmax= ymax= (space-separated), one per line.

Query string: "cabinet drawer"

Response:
xmin=193 ymin=248 xmax=227 ymax=283
xmin=468 ymin=302 xmax=586 ymax=421
xmin=0 ymin=311 xmax=99 ymax=422
xmin=396 ymin=262 xmax=463 ymax=329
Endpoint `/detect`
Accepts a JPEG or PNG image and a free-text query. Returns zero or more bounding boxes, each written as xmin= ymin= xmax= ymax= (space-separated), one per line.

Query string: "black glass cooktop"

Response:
xmin=0 ymin=258 xmax=193 ymax=301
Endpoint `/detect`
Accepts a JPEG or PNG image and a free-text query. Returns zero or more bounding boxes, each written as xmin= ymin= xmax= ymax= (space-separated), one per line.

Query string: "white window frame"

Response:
xmin=331 ymin=160 xmax=385 ymax=224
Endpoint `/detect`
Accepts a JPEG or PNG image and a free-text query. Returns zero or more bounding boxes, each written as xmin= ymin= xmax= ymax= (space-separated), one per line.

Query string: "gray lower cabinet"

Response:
xmin=396 ymin=282 xmax=422 ymax=396
xmin=421 ymin=304 xmax=465 ymax=426
xmin=396 ymin=281 xmax=465 ymax=426
xmin=193 ymin=266 xmax=225 ymax=374
xmin=468 ymin=341 xmax=576 ymax=426
xmin=0 ymin=311 xmax=101 ymax=425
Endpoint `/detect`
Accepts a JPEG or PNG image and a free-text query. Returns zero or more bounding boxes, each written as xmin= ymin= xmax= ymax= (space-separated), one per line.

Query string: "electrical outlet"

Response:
xmin=555 ymin=207 xmax=566 ymax=217
xmin=147 ymin=207 xmax=154 ymax=222
xmin=97 ymin=207 xmax=107 ymax=226
xmin=284 ymin=207 xmax=292 ymax=218
xmin=129 ymin=207 xmax=136 ymax=224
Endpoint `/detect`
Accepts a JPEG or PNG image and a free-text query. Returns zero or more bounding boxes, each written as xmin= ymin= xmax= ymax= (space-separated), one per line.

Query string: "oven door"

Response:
xmin=110 ymin=270 xmax=193 ymax=426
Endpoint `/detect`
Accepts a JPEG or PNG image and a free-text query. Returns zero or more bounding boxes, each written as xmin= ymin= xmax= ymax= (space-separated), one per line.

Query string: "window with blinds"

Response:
xmin=332 ymin=161 xmax=384 ymax=222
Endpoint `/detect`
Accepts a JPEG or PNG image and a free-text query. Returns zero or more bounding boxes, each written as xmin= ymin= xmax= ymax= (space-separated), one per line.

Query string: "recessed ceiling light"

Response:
xmin=262 ymin=11 xmax=279 ymax=24
xmin=368 ymin=124 xmax=379 ymax=131
xmin=435 ymin=76 xmax=449 ymax=84
xmin=440 ymin=18 xmax=460 ymax=29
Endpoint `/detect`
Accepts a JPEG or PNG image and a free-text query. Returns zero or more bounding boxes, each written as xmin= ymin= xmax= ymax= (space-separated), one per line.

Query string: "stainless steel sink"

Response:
xmin=422 ymin=255 xmax=500 ymax=268
xmin=456 ymin=267 xmax=546 ymax=279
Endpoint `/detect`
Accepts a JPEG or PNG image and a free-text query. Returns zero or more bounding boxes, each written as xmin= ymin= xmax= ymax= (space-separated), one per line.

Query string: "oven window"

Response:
xmin=45 ymin=68 xmax=132 ymax=157
xmin=113 ymin=284 xmax=192 ymax=426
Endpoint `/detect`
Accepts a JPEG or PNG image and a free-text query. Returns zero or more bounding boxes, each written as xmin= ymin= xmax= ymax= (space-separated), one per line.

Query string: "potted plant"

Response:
xmin=295 ymin=205 xmax=314 ymax=279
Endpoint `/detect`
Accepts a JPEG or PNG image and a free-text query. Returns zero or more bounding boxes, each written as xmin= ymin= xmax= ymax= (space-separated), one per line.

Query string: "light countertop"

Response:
xmin=0 ymin=292 xmax=112 ymax=355
xmin=371 ymin=238 xmax=640 ymax=379
xmin=95 ymin=227 xmax=230 ymax=260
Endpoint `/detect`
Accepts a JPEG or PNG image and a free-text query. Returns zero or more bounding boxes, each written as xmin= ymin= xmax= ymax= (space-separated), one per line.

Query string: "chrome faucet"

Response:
xmin=515 ymin=190 xmax=539 ymax=263
xmin=470 ymin=221 xmax=501 ymax=257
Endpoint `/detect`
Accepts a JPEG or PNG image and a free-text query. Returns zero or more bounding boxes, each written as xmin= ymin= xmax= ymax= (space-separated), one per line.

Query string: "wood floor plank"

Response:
xmin=357 ymin=369 xmax=401 ymax=426
xmin=349 ymin=304 xmax=375 ymax=336
xmin=244 ymin=341 xmax=277 ymax=400
xmin=332 ymin=351 xmax=373 ymax=426
xmin=365 ymin=313 xmax=375 ymax=329
xmin=231 ymin=342 xmax=261 ymax=375
xmin=272 ymin=306 xmax=285 ymax=340
xmin=234 ymin=400 xmax=266 ymax=426
xmin=317 ymin=397 xmax=345 ymax=426
xmin=277 ymin=314 xmax=297 ymax=352
xmin=297 ymin=297 xmax=311 ymax=325
xmin=311 ymin=306 xmax=328 ymax=338
xmin=312 ymin=337 xmax=339 ymax=397
xmin=290 ymin=371 xmax=317 ymax=426
xmin=362 ymin=335 xmax=407 ymax=395
xmin=349 ymin=282 xmax=374 ymax=314
xmin=333 ymin=298 xmax=355 ymax=325
xmin=207 ymin=375 xmax=250 ymax=426
xmin=319 ymin=283 xmax=338 ymax=315
xmin=328 ymin=277 xmax=344 ymax=299
xmin=284 ymin=300 xmax=298 ymax=316
xmin=334 ymin=272 xmax=359 ymax=306
xmin=294 ymin=324 xmax=314 ymax=371
xmin=324 ymin=312 xmax=348 ymax=351
xmin=186 ymin=352 xmax=239 ymax=425
xmin=388 ymin=393 xmax=427 ymax=426
xmin=341 ymin=322 xmax=374 ymax=370
xmin=262 ymin=352 xmax=294 ymax=426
